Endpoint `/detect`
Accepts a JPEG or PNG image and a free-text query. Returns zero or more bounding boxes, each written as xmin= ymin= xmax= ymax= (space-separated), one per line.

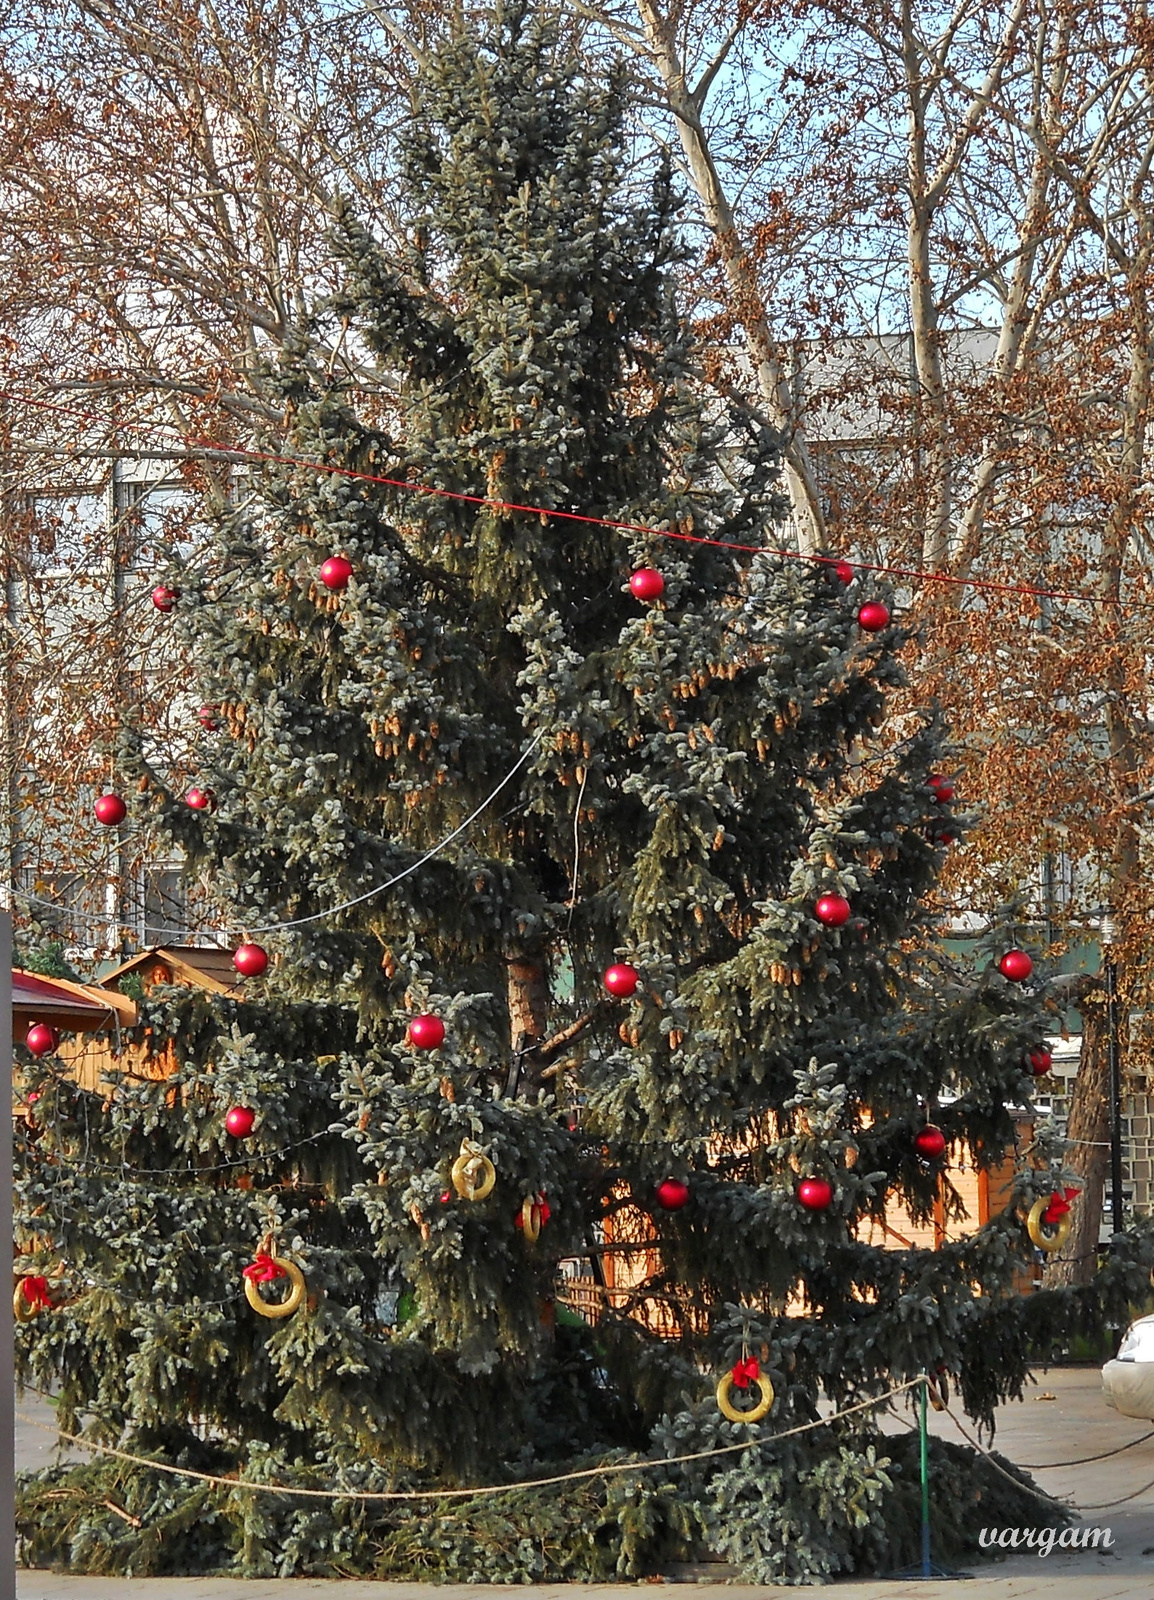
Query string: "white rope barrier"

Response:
xmin=17 ymin=1377 xmax=923 ymax=1503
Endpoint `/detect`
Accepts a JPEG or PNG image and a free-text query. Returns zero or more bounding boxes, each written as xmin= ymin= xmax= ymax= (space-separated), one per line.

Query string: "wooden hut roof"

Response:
xmin=13 ymin=969 xmax=137 ymax=1032
xmin=97 ymin=945 xmax=242 ymax=998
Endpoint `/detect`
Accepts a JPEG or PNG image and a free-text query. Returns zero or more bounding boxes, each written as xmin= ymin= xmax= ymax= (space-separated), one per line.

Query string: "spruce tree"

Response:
xmin=16 ymin=4 xmax=1154 ymax=1583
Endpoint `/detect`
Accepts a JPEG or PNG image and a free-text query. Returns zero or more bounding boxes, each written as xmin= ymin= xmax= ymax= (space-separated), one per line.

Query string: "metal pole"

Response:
xmin=1106 ymin=955 xmax=1124 ymax=1235
xmin=920 ymin=1376 xmax=931 ymax=1579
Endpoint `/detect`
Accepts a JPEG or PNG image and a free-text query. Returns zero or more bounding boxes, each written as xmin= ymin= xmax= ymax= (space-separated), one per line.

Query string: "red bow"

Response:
xmin=731 ymin=1357 xmax=760 ymax=1390
xmin=243 ymin=1253 xmax=287 ymax=1283
xmin=1043 ymin=1187 xmax=1081 ymax=1224
xmin=19 ymin=1276 xmax=52 ymax=1311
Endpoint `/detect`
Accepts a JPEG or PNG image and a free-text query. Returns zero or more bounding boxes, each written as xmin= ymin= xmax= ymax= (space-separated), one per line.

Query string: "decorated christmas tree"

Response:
xmin=16 ymin=4 xmax=1154 ymax=1583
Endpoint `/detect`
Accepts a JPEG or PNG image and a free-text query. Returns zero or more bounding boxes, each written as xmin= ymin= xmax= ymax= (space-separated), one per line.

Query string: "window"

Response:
xmin=14 ymin=866 xmax=110 ymax=952
xmin=27 ymin=493 xmax=106 ymax=576
xmin=141 ymin=866 xmax=189 ymax=945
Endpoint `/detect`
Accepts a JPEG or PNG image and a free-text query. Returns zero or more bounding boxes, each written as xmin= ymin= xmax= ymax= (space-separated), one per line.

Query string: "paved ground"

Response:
xmin=14 ymin=1367 xmax=1154 ymax=1599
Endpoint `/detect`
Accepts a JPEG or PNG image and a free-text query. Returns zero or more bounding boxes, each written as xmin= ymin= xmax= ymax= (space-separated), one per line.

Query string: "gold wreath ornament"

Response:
xmin=243 ymin=1243 xmax=307 ymax=1320
xmin=521 ymin=1193 xmax=547 ymax=1241
xmin=1026 ymin=1196 xmax=1071 ymax=1252
xmin=13 ymin=1276 xmax=53 ymax=1322
xmin=451 ymin=1138 xmax=496 ymax=1202
xmin=716 ymin=1370 xmax=774 ymax=1424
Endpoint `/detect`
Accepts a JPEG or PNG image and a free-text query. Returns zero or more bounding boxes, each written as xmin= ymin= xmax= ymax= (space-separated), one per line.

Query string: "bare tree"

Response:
xmin=625 ymin=0 xmax=828 ymax=552
xmin=572 ymin=0 xmax=1154 ymax=1269
xmin=0 ymin=0 xmax=424 ymax=948
xmin=0 ymin=0 xmax=422 ymax=457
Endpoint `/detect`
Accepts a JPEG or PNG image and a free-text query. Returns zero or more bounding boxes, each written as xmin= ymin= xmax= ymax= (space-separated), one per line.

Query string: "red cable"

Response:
xmin=3 ymin=386 xmax=1146 ymax=611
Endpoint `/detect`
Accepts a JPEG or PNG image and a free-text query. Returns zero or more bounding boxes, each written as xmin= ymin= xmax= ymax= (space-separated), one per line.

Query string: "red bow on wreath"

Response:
xmin=19 ymin=1276 xmax=52 ymax=1311
xmin=243 ymin=1253 xmax=287 ymax=1283
xmin=1043 ymin=1187 xmax=1081 ymax=1225
xmin=731 ymin=1357 xmax=760 ymax=1390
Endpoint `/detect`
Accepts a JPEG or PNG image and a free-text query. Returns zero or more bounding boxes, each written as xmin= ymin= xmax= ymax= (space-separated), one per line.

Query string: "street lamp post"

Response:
xmin=1101 ymin=915 xmax=1124 ymax=1235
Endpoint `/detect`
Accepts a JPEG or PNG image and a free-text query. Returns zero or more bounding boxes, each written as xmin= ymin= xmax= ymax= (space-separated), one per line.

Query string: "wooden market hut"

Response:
xmin=52 ymin=946 xmax=242 ymax=1092
xmin=13 ymin=968 xmax=138 ymax=1129
xmin=562 ymin=1112 xmax=1038 ymax=1329
xmin=13 ymin=968 xmax=136 ymax=1042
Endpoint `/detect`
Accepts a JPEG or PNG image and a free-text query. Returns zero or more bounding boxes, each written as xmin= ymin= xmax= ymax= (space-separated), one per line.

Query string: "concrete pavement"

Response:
xmin=15 ymin=1368 xmax=1154 ymax=1599
xmin=17 ymin=1567 xmax=1154 ymax=1600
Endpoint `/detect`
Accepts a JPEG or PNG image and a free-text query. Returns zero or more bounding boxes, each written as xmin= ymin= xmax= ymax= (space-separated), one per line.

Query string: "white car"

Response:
xmin=1102 ymin=1314 xmax=1154 ymax=1419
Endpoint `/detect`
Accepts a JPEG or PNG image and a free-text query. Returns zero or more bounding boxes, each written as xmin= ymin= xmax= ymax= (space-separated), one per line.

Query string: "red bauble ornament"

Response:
xmin=94 ymin=792 xmax=127 ymax=827
xmin=629 ymin=567 xmax=665 ymax=601
xmin=185 ymin=786 xmax=215 ymax=811
xmin=655 ymin=1178 xmax=690 ymax=1211
xmin=914 ymin=1124 xmax=947 ymax=1160
xmin=151 ymin=584 xmax=179 ymax=613
xmin=857 ymin=601 xmax=890 ymax=632
xmin=224 ymin=1105 xmax=256 ymax=1138
xmin=319 ymin=555 xmax=354 ymax=591
xmin=604 ymin=962 xmax=640 ymax=998
xmin=25 ymin=1024 xmax=59 ymax=1057
xmin=834 ymin=559 xmax=854 ymax=584
xmin=408 ymin=1014 xmax=445 ymax=1050
xmin=1027 ymin=1047 xmax=1052 ymax=1076
xmin=815 ymin=893 xmax=851 ymax=928
xmin=233 ymin=942 xmax=269 ymax=978
xmin=197 ymin=705 xmax=221 ymax=731
xmin=999 ymin=949 xmax=1033 ymax=982
xmin=927 ymin=774 xmax=955 ymax=803
xmin=797 ymin=1177 xmax=833 ymax=1211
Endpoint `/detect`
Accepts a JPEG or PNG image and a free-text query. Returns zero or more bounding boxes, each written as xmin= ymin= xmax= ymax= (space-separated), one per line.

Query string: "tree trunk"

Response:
xmin=954 ymin=2 xmax=1077 ymax=587
xmin=505 ymin=953 xmax=550 ymax=1097
xmin=898 ymin=0 xmax=1031 ymax=572
xmin=1051 ymin=224 xmax=1153 ymax=1281
xmin=901 ymin=13 xmax=951 ymax=573
xmin=632 ymin=0 xmax=826 ymax=554
xmin=1044 ymin=992 xmax=1110 ymax=1288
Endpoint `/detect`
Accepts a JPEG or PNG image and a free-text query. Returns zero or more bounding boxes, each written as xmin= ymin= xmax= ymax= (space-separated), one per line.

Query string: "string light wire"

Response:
xmin=4 ymin=387 xmax=1149 ymax=612
xmin=6 ymin=731 xmax=545 ymax=940
xmin=240 ymin=730 xmax=545 ymax=935
xmin=5 ymin=381 xmax=1129 ymax=934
